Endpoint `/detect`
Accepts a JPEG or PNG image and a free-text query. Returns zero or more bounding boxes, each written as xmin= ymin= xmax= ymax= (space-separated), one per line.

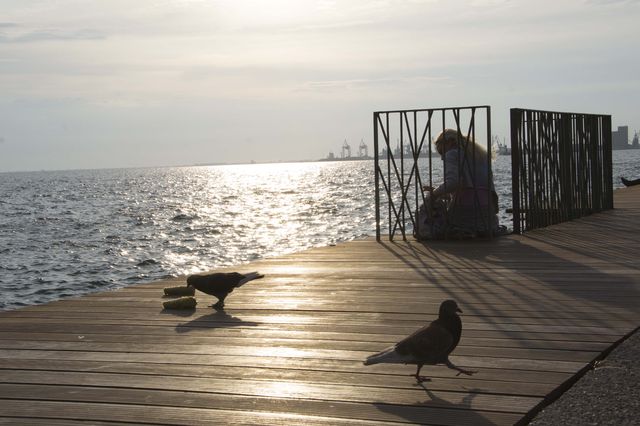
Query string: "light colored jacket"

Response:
xmin=432 ymin=148 xmax=499 ymax=234
xmin=432 ymin=148 xmax=495 ymax=198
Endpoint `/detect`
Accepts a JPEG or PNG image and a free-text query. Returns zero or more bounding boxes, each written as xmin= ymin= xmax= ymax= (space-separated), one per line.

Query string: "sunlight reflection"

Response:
xmin=261 ymin=381 xmax=313 ymax=399
xmin=162 ymin=161 xmax=374 ymax=276
xmin=260 ymin=346 xmax=308 ymax=358
xmin=263 ymin=315 xmax=315 ymax=324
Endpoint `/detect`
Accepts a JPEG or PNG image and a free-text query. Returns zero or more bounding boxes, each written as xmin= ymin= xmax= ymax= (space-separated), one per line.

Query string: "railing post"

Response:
xmin=374 ymin=112 xmax=381 ymax=241
xmin=602 ymin=115 xmax=613 ymax=209
xmin=510 ymin=108 xmax=522 ymax=234
xmin=486 ymin=106 xmax=493 ymax=237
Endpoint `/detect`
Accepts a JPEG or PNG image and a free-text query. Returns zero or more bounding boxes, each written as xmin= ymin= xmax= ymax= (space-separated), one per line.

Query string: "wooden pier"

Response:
xmin=1 ymin=187 xmax=639 ymax=425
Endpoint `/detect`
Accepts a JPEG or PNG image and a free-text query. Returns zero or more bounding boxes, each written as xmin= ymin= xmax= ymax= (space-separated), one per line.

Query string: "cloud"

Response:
xmin=0 ymin=27 xmax=106 ymax=43
xmin=585 ymin=0 xmax=640 ymax=4
xmin=298 ymin=75 xmax=453 ymax=93
xmin=277 ymin=19 xmax=376 ymax=34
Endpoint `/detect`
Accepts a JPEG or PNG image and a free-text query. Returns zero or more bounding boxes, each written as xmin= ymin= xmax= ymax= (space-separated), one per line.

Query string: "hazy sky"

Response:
xmin=1 ymin=0 xmax=638 ymax=172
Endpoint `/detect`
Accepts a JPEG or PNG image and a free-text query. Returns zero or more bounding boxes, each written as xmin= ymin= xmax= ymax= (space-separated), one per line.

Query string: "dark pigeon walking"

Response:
xmin=187 ymin=271 xmax=263 ymax=310
xmin=363 ymin=299 xmax=475 ymax=383
xmin=621 ymin=176 xmax=640 ymax=187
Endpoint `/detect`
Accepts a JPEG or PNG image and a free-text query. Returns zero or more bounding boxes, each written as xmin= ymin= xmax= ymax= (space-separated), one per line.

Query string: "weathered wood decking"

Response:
xmin=1 ymin=187 xmax=639 ymax=425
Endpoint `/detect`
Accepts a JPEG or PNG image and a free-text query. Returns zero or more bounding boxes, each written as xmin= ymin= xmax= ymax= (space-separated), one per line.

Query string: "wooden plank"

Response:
xmin=0 ymin=331 xmax=614 ymax=352
xmin=0 ymin=400 xmax=409 ymax=426
xmin=0 ymin=321 xmax=626 ymax=344
xmin=13 ymin=296 xmax=640 ymax=313
xmin=1 ymin=310 xmax=623 ymax=330
xmin=0 ymin=359 xmax=559 ymax=396
xmin=0 ymin=371 xmax=542 ymax=413
xmin=0 ymin=339 xmax=601 ymax=363
xmin=0 ymin=419 xmax=141 ymax=426
xmin=0 ymin=315 xmax=629 ymax=338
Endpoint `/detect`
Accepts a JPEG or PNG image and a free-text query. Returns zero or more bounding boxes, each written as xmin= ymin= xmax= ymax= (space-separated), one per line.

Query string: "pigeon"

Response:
xmin=621 ymin=176 xmax=640 ymax=187
xmin=363 ymin=299 xmax=475 ymax=383
xmin=187 ymin=271 xmax=263 ymax=310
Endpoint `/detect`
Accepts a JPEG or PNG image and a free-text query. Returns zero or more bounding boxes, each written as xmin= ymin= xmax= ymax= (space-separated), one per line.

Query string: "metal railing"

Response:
xmin=510 ymin=108 xmax=613 ymax=233
xmin=374 ymin=106 xmax=493 ymax=240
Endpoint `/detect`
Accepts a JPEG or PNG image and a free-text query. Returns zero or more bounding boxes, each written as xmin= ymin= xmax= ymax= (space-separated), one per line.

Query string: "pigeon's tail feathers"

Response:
xmin=364 ymin=346 xmax=411 ymax=366
xmin=237 ymin=271 xmax=264 ymax=287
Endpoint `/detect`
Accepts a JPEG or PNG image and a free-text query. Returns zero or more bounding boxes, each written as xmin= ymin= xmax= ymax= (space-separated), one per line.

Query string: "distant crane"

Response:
xmin=341 ymin=139 xmax=352 ymax=159
xmin=358 ymin=139 xmax=368 ymax=157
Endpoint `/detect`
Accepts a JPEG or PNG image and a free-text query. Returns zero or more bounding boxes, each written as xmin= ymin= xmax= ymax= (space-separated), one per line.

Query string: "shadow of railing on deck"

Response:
xmin=376 ymin=236 xmax=638 ymax=342
xmin=375 ymin=234 xmax=638 ymax=422
xmin=520 ymin=216 xmax=639 ymax=271
xmin=380 ymin=236 xmax=637 ymax=306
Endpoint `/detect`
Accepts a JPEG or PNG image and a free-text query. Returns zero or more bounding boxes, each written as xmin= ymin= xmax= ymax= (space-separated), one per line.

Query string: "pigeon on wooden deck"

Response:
xmin=363 ymin=299 xmax=475 ymax=383
xmin=621 ymin=176 xmax=640 ymax=187
xmin=187 ymin=271 xmax=263 ymax=310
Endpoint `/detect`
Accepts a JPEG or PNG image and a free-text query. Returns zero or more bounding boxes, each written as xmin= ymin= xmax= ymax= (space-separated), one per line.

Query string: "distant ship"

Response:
xmin=495 ymin=136 xmax=511 ymax=156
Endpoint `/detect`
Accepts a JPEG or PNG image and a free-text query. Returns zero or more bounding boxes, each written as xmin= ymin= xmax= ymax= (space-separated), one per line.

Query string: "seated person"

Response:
xmin=415 ymin=128 xmax=499 ymax=239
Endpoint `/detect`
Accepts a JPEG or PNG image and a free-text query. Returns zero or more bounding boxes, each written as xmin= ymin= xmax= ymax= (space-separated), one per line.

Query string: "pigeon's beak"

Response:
xmin=456 ymin=307 xmax=463 ymax=314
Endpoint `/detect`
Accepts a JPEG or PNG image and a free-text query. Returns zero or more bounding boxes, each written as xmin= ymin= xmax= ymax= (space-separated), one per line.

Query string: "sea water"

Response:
xmin=1 ymin=151 xmax=639 ymax=311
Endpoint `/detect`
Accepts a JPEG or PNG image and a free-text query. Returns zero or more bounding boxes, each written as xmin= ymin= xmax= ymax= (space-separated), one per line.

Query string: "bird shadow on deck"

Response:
xmin=373 ymin=386 xmax=492 ymax=425
xmin=174 ymin=310 xmax=259 ymax=334
xmin=159 ymin=307 xmax=198 ymax=318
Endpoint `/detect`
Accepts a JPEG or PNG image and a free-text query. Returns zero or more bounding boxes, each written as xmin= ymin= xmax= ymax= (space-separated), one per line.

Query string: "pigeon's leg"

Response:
xmin=211 ymin=291 xmax=230 ymax=310
xmin=414 ymin=363 xmax=431 ymax=383
xmin=445 ymin=359 xmax=476 ymax=376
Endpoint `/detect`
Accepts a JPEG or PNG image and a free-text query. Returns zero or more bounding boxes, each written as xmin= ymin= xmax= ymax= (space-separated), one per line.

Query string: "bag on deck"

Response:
xmin=414 ymin=197 xmax=448 ymax=240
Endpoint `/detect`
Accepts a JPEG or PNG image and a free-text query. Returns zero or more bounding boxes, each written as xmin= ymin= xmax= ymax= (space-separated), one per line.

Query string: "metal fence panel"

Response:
xmin=374 ymin=106 xmax=493 ymax=241
xmin=510 ymin=108 xmax=613 ymax=233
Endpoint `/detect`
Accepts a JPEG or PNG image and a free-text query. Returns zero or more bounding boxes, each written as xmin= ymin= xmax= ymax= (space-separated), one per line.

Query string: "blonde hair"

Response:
xmin=434 ymin=129 xmax=493 ymax=160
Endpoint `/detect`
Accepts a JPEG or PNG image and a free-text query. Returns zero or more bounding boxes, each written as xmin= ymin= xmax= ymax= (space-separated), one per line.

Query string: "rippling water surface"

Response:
xmin=1 ymin=151 xmax=638 ymax=311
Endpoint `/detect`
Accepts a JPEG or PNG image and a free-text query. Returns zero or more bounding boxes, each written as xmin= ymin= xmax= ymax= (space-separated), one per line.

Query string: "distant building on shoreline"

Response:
xmin=612 ymin=126 xmax=640 ymax=150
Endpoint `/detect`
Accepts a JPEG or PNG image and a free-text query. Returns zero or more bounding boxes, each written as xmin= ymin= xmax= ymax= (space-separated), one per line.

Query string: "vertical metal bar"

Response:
xmin=374 ymin=112 xmax=381 ymax=241
xmin=486 ymin=106 xmax=493 ymax=236
xmin=386 ymin=112 xmax=392 ymax=240
xmin=603 ymin=115 xmax=613 ymax=208
xmin=532 ymin=110 xmax=539 ymax=229
xmin=400 ymin=112 xmax=406 ymax=240
xmin=526 ymin=110 xmax=534 ymax=230
xmin=414 ymin=111 xmax=419 ymax=235
xmin=592 ymin=115 xmax=600 ymax=210
xmin=543 ymin=113 xmax=551 ymax=226
xmin=510 ymin=108 xmax=521 ymax=234
xmin=428 ymin=113 xmax=433 ymax=192
xmin=468 ymin=108 xmax=478 ymax=232
xmin=442 ymin=109 xmax=448 ymax=230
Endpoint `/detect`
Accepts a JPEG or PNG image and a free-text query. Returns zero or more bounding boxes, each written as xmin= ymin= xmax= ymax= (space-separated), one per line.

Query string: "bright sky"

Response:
xmin=0 ymin=0 xmax=638 ymax=172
